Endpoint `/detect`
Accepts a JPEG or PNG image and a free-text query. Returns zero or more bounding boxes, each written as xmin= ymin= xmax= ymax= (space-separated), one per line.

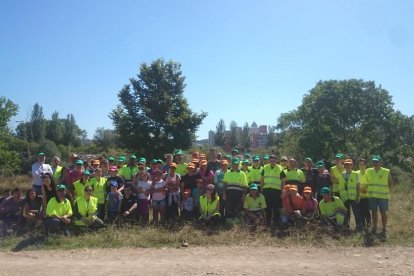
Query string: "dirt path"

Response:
xmin=1 ymin=246 xmax=413 ymax=275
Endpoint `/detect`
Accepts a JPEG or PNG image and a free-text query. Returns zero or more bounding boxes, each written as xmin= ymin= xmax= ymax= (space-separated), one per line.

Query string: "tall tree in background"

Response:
xmin=276 ymin=79 xmax=414 ymax=165
xmin=228 ymin=120 xmax=239 ymax=148
xmin=46 ymin=111 xmax=64 ymax=144
xmin=62 ymin=114 xmax=86 ymax=147
xmin=94 ymin=127 xmax=119 ymax=151
xmin=29 ymin=103 xmax=46 ymax=142
xmin=110 ymin=59 xmax=207 ymax=157
xmin=240 ymin=122 xmax=251 ymax=150
xmin=214 ymin=119 xmax=226 ymax=147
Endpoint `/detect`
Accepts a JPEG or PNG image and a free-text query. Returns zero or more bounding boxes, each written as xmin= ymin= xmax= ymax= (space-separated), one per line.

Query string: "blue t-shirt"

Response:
xmin=106 ymin=192 xmax=122 ymax=213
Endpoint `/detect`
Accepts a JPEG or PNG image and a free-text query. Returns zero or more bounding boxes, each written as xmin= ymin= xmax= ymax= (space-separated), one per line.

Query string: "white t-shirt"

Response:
xmin=152 ymin=180 xmax=166 ymax=201
xmin=32 ymin=162 xmax=53 ymax=187
xmin=137 ymin=180 xmax=151 ymax=200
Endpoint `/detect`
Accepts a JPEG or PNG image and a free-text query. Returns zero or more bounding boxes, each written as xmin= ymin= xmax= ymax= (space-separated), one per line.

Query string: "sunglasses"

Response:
xmin=85 ymin=189 xmax=93 ymax=192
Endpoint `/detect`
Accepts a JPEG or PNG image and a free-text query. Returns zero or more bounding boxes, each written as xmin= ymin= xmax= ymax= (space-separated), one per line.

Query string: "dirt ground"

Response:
xmin=1 ymin=246 xmax=413 ymax=275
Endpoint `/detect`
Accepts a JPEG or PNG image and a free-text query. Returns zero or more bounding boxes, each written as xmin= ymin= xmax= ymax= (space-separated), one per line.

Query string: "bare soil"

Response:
xmin=1 ymin=246 xmax=413 ymax=275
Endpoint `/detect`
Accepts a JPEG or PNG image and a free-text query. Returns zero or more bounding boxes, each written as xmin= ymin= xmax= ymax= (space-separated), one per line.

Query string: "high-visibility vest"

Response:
xmin=74 ymin=196 xmax=98 ymax=226
xmin=357 ymin=170 xmax=369 ymax=198
xmin=284 ymin=168 xmax=305 ymax=183
xmin=367 ymin=167 xmax=390 ymax=199
xmin=52 ymin=165 xmax=63 ymax=182
xmin=338 ymin=171 xmax=358 ymax=201
xmin=330 ymin=166 xmax=344 ymax=193
xmin=74 ymin=180 xmax=92 ymax=199
xmin=199 ymin=195 xmax=220 ymax=217
xmin=90 ymin=177 xmax=107 ymax=204
xmin=249 ymin=166 xmax=262 ymax=183
xmin=262 ymin=164 xmax=283 ymax=190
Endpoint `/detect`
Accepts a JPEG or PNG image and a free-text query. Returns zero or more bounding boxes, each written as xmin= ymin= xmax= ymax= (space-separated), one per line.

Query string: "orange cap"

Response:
xmin=170 ymin=162 xmax=177 ymax=168
xmin=344 ymin=159 xmax=353 ymax=165
xmin=200 ymin=160 xmax=208 ymax=166
xmin=187 ymin=163 xmax=195 ymax=169
xmin=289 ymin=185 xmax=298 ymax=192
xmin=303 ymin=186 xmax=312 ymax=193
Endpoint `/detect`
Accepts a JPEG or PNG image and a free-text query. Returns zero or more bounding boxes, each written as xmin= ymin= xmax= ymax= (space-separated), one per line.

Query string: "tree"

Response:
xmin=228 ymin=121 xmax=239 ymax=148
xmin=110 ymin=58 xmax=207 ymax=157
xmin=214 ymin=119 xmax=226 ymax=147
xmin=276 ymin=79 xmax=411 ymax=164
xmin=29 ymin=103 xmax=46 ymax=142
xmin=45 ymin=111 xmax=64 ymax=144
xmin=62 ymin=114 xmax=86 ymax=147
xmin=94 ymin=127 xmax=119 ymax=151
xmin=266 ymin=125 xmax=277 ymax=147
xmin=0 ymin=97 xmax=21 ymax=176
xmin=240 ymin=122 xmax=251 ymax=150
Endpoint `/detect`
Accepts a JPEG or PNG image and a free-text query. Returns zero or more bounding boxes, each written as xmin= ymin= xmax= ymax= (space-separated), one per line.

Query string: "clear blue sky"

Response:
xmin=1 ymin=0 xmax=413 ymax=140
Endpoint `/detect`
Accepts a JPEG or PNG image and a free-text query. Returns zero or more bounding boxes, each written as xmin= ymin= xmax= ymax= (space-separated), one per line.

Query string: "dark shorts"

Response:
xmin=369 ymin=198 xmax=388 ymax=212
xmin=152 ymin=199 xmax=166 ymax=208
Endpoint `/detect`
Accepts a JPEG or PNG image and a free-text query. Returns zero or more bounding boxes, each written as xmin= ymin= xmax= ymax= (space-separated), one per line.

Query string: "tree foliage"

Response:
xmin=110 ymin=58 xmax=207 ymax=157
xmin=240 ymin=122 xmax=251 ymax=150
xmin=228 ymin=120 xmax=239 ymax=148
xmin=94 ymin=127 xmax=119 ymax=151
xmin=214 ymin=119 xmax=226 ymax=147
xmin=276 ymin=79 xmax=414 ymax=166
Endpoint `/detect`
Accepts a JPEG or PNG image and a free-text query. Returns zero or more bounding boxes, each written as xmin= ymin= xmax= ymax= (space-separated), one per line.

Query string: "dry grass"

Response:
xmin=0 ymin=175 xmax=32 ymax=192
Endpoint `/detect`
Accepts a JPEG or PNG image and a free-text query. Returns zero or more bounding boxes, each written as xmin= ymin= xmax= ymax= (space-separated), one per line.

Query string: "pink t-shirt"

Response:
xmin=152 ymin=180 xmax=166 ymax=201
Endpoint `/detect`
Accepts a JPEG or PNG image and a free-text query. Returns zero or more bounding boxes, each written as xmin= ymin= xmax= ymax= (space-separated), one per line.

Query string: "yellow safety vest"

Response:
xmin=199 ymin=195 xmax=220 ymax=217
xmin=367 ymin=167 xmax=390 ymax=199
xmin=284 ymin=168 xmax=305 ymax=182
xmin=74 ymin=196 xmax=98 ymax=226
xmin=52 ymin=165 xmax=63 ymax=182
xmin=330 ymin=166 xmax=344 ymax=193
xmin=74 ymin=180 xmax=92 ymax=199
xmin=262 ymin=164 xmax=283 ymax=190
xmin=176 ymin=163 xmax=188 ymax=176
xmin=249 ymin=166 xmax=262 ymax=183
xmin=357 ymin=170 xmax=369 ymax=198
xmin=338 ymin=171 xmax=358 ymax=201
xmin=90 ymin=177 xmax=107 ymax=204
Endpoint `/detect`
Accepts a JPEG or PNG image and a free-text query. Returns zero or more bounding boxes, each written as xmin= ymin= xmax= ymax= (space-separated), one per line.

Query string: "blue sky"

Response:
xmin=1 ymin=0 xmax=413 ymax=140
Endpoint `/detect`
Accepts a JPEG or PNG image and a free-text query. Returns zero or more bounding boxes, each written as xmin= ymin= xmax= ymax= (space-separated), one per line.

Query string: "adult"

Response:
xmin=89 ymin=168 xmax=107 ymax=220
xmin=338 ymin=159 xmax=362 ymax=231
xmin=243 ymin=184 xmax=266 ymax=226
xmin=366 ymin=155 xmax=393 ymax=240
xmin=165 ymin=163 xmax=181 ymax=223
xmin=162 ymin=153 xmax=174 ymax=174
xmin=67 ymin=159 xmax=84 ymax=192
xmin=31 ymin=152 xmax=53 ymax=195
xmin=73 ymin=186 xmax=104 ymax=229
xmin=241 ymin=160 xmax=251 ymax=186
xmin=41 ymin=173 xmax=56 ymax=216
xmin=319 ymin=187 xmax=348 ymax=229
xmin=197 ymin=160 xmax=215 ymax=186
xmin=120 ymin=185 xmax=138 ymax=223
xmin=207 ymin=147 xmax=220 ymax=173
xmin=223 ymin=158 xmax=248 ymax=219
xmin=181 ymin=163 xmax=198 ymax=198
xmin=22 ymin=189 xmax=43 ymax=230
xmin=119 ymin=155 xmax=139 ymax=185
xmin=174 ymin=149 xmax=188 ymax=177
xmin=260 ymin=155 xmax=286 ymax=226
xmin=107 ymin=166 xmax=125 ymax=193
xmin=357 ymin=158 xmax=371 ymax=229
xmin=0 ymin=188 xmax=23 ymax=237
xmin=280 ymin=156 xmax=288 ymax=170
xmin=284 ymin=158 xmax=306 ymax=194
xmin=151 ymin=170 xmax=166 ymax=224
xmin=249 ymin=156 xmax=263 ymax=191
xmin=51 ymin=156 xmax=63 ymax=183
xmin=313 ymin=161 xmax=332 ymax=201
xmin=74 ymin=170 xmax=92 ymax=199
xmin=301 ymin=186 xmax=318 ymax=219
xmin=44 ymin=184 xmax=72 ymax=236
xmin=198 ymin=184 xmax=221 ymax=226
xmin=330 ymin=153 xmax=345 ymax=197
xmin=213 ymin=160 xmax=228 ymax=217
xmin=302 ymin=158 xmax=316 ymax=192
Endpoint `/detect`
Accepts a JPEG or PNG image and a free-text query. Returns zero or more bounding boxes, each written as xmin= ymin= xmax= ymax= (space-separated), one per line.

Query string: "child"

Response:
xmin=181 ymin=189 xmax=194 ymax=221
xmin=136 ymin=171 xmax=151 ymax=223
xmin=151 ymin=170 xmax=167 ymax=224
xmin=301 ymin=186 xmax=319 ymax=219
xmin=192 ymin=178 xmax=205 ymax=219
xmin=105 ymin=181 xmax=123 ymax=222
xmin=165 ymin=163 xmax=181 ymax=223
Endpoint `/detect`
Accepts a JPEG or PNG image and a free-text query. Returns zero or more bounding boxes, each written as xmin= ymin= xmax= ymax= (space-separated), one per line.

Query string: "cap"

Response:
xmin=75 ymin=160 xmax=84 ymax=165
xmin=109 ymin=181 xmax=118 ymax=187
xmin=108 ymin=156 xmax=115 ymax=162
xmin=206 ymin=184 xmax=214 ymax=190
xmin=242 ymin=160 xmax=249 ymax=164
xmin=303 ymin=186 xmax=312 ymax=193
xmin=281 ymin=156 xmax=288 ymax=161
xmin=38 ymin=152 xmax=45 ymax=157
xmin=138 ymin=157 xmax=146 ymax=164
xmin=224 ymin=154 xmax=232 ymax=159
xmin=156 ymin=159 xmax=163 ymax=164
xmin=315 ymin=161 xmax=325 ymax=168
xmin=192 ymin=158 xmax=199 ymax=164
xmin=174 ymin=149 xmax=183 ymax=155
xmin=92 ymin=159 xmax=100 ymax=165
xmin=320 ymin=187 xmax=331 ymax=195
xmin=118 ymin=156 xmax=126 ymax=162
xmin=372 ymin=155 xmax=382 ymax=162
xmin=200 ymin=160 xmax=208 ymax=166
xmin=220 ymin=160 xmax=228 ymax=165
xmin=199 ymin=153 xmax=206 ymax=158
xmin=170 ymin=162 xmax=177 ymax=168
xmin=56 ymin=184 xmax=66 ymax=191
xmin=335 ymin=153 xmax=344 ymax=159
xmin=196 ymin=178 xmax=204 ymax=183
xmin=244 ymin=153 xmax=251 ymax=159
xmin=263 ymin=155 xmax=270 ymax=160
xmin=82 ymin=170 xmax=91 ymax=176
xmin=343 ymin=159 xmax=353 ymax=165
xmin=249 ymin=184 xmax=258 ymax=190
xmin=289 ymin=185 xmax=298 ymax=192
xmin=304 ymin=157 xmax=312 ymax=162
xmin=231 ymin=148 xmax=239 ymax=154
xmin=184 ymin=189 xmax=192 ymax=195
xmin=253 ymin=156 xmax=260 ymax=161
xmin=187 ymin=163 xmax=195 ymax=169
xmin=109 ymin=166 xmax=118 ymax=172
xmin=129 ymin=155 xmax=137 ymax=159
xmin=151 ymin=159 xmax=158 ymax=164
xmin=232 ymin=158 xmax=240 ymax=165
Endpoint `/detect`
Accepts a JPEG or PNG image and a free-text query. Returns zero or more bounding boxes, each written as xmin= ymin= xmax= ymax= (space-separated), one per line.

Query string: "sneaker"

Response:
xmin=379 ymin=230 xmax=387 ymax=242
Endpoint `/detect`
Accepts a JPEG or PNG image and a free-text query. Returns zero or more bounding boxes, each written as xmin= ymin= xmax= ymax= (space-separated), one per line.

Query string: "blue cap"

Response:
xmin=110 ymin=181 xmax=118 ymax=187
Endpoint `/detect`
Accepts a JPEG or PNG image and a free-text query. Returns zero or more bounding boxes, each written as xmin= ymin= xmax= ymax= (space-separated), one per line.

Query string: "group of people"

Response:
xmin=0 ymin=148 xmax=392 ymax=240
